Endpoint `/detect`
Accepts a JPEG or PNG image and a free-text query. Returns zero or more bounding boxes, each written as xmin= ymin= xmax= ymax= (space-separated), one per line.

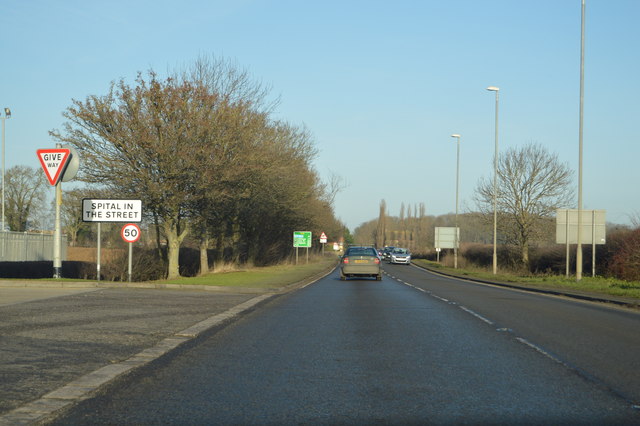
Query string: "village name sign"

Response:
xmin=82 ymin=199 xmax=142 ymax=222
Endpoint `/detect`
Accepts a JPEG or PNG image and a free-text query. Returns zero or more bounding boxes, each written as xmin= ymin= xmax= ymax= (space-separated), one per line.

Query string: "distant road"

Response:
xmin=52 ymin=266 xmax=640 ymax=424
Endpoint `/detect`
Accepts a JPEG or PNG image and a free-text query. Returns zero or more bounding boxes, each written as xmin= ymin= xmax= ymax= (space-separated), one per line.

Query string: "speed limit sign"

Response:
xmin=121 ymin=223 xmax=141 ymax=243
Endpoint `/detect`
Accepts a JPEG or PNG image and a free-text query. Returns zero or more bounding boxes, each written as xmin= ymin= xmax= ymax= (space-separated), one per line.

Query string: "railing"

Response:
xmin=0 ymin=231 xmax=67 ymax=262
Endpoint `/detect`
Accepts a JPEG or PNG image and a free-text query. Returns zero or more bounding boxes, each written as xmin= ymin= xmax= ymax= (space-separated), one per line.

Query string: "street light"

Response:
xmin=451 ymin=134 xmax=461 ymax=269
xmin=1 ymin=107 xmax=10 ymax=235
xmin=576 ymin=0 xmax=586 ymax=281
xmin=486 ymin=86 xmax=499 ymax=274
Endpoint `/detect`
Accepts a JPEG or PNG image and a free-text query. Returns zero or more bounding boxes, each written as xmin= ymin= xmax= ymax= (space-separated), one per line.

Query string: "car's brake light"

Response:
xmin=374 ymin=258 xmax=380 ymax=264
xmin=343 ymin=257 xmax=349 ymax=264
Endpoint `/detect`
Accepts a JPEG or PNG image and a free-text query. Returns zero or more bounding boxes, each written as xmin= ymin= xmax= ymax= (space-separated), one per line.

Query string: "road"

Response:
xmin=51 ymin=264 xmax=640 ymax=424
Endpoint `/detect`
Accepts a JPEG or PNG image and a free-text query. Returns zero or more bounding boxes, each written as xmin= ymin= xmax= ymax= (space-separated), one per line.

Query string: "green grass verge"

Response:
xmin=412 ymin=259 xmax=640 ymax=300
xmin=158 ymin=256 xmax=338 ymax=288
xmin=0 ymin=256 xmax=338 ymax=289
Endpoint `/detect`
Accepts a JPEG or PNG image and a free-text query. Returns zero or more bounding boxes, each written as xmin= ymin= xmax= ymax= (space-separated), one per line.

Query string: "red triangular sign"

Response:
xmin=37 ymin=149 xmax=71 ymax=185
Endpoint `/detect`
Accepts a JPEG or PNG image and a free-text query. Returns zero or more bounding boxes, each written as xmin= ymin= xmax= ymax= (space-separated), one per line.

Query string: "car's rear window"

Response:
xmin=347 ymin=248 xmax=377 ymax=256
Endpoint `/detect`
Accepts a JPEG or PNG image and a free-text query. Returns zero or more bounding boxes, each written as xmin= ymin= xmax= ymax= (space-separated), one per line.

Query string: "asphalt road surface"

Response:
xmin=51 ymin=265 xmax=640 ymax=425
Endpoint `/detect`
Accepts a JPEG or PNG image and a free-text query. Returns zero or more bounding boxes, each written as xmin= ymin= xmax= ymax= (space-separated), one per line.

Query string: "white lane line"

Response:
xmin=458 ymin=306 xmax=495 ymax=325
xmin=398 ymin=280 xmax=494 ymax=325
xmin=515 ymin=337 xmax=566 ymax=366
xmin=399 ymin=280 xmax=449 ymax=302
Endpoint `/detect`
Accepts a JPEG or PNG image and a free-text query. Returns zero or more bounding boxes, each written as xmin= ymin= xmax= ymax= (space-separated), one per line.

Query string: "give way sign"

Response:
xmin=37 ymin=148 xmax=70 ymax=185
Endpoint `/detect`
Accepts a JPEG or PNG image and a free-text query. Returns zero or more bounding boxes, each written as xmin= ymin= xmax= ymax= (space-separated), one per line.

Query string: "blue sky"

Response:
xmin=1 ymin=1 xmax=639 ymax=232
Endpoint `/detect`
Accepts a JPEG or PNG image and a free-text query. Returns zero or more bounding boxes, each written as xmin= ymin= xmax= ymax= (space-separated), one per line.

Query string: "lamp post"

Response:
xmin=1 ymin=107 xmax=10 ymax=235
xmin=576 ymin=0 xmax=586 ymax=281
xmin=451 ymin=134 xmax=461 ymax=269
xmin=486 ymin=86 xmax=499 ymax=275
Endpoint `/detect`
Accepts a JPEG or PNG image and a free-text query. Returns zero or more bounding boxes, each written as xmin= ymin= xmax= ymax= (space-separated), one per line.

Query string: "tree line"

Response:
xmin=357 ymin=143 xmax=573 ymax=260
xmin=355 ymin=143 xmax=640 ymax=281
xmin=34 ymin=56 xmax=346 ymax=279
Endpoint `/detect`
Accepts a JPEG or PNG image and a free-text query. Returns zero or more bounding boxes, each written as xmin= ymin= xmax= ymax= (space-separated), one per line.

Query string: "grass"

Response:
xmin=412 ymin=259 xmax=640 ymax=300
xmin=158 ymin=256 xmax=338 ymax=288
xmin=0 ymin=256 xmax=339 ymax=290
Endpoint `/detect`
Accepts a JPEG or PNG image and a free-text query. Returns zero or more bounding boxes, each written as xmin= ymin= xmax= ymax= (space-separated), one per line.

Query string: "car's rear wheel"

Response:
xmin=376 ymin=275 xmax=382 ymax=281
xmin=340 ymin=275 xmax=346 ymax=281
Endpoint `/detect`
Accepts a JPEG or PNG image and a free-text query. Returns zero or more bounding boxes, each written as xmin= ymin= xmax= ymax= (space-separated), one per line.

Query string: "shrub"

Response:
xmin=0 ymin=261 xmax=94 ymax=279
xmin=608 ymin=228 xmax=640 ymax=281
xmin=529 ymin=245 xmax=566 ymax=275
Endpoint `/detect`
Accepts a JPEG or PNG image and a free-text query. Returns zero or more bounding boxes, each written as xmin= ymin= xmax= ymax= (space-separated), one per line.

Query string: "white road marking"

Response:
xmin=458 ymin=306 xmax=495 ymax=325
xmin=515 ymin=337 xmax=565 ymax=366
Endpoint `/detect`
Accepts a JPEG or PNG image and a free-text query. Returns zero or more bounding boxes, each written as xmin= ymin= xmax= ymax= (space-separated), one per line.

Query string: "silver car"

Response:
xmin=340 ymin=246 xmax=382 ymax=281
xmin=389 ymin=247 xmax=411 ymax=265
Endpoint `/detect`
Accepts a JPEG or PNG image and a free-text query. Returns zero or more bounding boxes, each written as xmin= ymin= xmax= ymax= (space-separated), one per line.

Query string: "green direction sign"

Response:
xmin=293 ymin=231 xmax=312 ymax=248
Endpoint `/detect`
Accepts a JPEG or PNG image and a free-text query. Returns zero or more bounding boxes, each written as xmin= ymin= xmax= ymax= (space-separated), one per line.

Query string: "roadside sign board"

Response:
xmin=293 ymin=231 xmax=312 ymax=248
xmin=320 ymin=232 xmax=327 ymax=244
xmin=37 ymin=148 xmax=70 ymax=185
xmin=556 ymin=209 xmax=606 ymax=244
xmin=82 ymin=199 xmax=142 ymax=222
xmin=121 ymin=223 xmax=141 ymax=243
xmin=434 ymin=227 xmax=459 ymax=249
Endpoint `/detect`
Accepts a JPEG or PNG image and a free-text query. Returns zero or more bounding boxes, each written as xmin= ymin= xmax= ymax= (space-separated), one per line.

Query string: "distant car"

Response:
xmin=381 ymin=246 xmax=396 ymax=261
xmin=340 ymin=246 xmax=382 ymax=281
xmin=389 ymin=247 xmax=411 ymax=265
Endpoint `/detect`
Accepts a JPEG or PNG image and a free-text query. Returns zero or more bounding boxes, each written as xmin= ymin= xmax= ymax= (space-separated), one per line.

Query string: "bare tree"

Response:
xmin=474 ymin=143 xmax=573 ymax=268
xmin=4 ymin=166 xmax=48 ymax=231
xmin=318 ymin=172 xmax=347 ymax=207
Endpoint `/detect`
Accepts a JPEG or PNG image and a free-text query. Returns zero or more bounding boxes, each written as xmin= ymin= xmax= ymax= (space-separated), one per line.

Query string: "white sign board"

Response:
xmin=82 ymin=199 xmax=142 ymax=222
xmin=435 ymin=227 xmax=459 ymax=249
xmin=556 ymin=209 xmax=606 ymax=244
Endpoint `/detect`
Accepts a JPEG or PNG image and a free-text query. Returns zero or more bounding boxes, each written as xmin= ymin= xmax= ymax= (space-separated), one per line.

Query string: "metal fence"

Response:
xmin=0 ymin=231 xmax=67 ymax=262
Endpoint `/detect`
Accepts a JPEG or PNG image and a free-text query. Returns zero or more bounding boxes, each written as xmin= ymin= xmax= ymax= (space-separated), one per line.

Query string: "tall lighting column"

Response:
xmin=576 ymin=0 xmax=586 ymax=281
xmin=1 ymin=108 xmax=10 ymax=235
xmin=486 ymin=86 xmax=499 ymax=274
xmin=451 ymin=134 xmax=461 ymax=269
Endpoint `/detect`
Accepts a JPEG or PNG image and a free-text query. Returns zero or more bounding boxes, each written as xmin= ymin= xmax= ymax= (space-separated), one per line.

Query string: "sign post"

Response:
xmin=556 ymin=209 xmax=606 ymax=277
xmin=293 ymin=231 xmax=312 ymax=264
xmin=121 ymin=223 xmax=141 ymax=282
xmin=319 ymin=232 xmax=327 ymax=256
xmin=54 ymin=177 xmax=63 ymax=278
xmin=37 ymin=146 xmax=71 ymax=278
xmin=83 ymin=199 xmax=142 ymax=280
xmin=434 ymin=227 xmax=459 ymax=266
